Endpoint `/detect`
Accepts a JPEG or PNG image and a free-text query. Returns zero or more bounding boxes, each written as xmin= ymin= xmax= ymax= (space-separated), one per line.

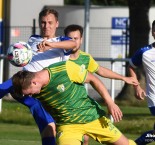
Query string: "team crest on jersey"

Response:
xmin=57 ymin=84 xmax=65 ymax=92
xmin=80 ymin=64 xmax=86 ymax=73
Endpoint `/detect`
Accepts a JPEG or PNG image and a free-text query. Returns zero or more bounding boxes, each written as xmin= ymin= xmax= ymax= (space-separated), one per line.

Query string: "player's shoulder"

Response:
xmin=140 ymin=44 xmax=153 ymax=52
xmin=134 ymin=44 xmax=153 ymax=56
xmin=79 ymin=50 xmax=91 ymax=56
xmin=29 ymin=34 xmax=42 ymax=39
xmin=28 ymin=35 xmax=42 ymax=43
xmin=79 ymin=51 xmax=94 ymax=60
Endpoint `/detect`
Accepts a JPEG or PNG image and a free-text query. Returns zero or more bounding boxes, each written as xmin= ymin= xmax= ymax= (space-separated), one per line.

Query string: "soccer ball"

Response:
xmin=7 ymin=41 xmax=33 ymax=67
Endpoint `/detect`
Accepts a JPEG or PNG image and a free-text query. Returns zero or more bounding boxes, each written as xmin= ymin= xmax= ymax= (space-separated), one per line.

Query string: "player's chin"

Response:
xmin=43 ymin=32 xmax=51 ymax=37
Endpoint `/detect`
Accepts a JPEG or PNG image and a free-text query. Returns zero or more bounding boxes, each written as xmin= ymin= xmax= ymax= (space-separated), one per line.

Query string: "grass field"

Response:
xmin=0 ymin=99 xmax=155 ymax=145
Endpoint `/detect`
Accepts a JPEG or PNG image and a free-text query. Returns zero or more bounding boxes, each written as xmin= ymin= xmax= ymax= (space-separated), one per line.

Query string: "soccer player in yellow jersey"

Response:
xmin=64 ymin=24 xmax=139 ymax=85
xmin=38 ymin=24 xmax=139 ymax=145
xmin=64 ymin=24 xmax=140 ymax=145
xmin=41 ymin=24 xmax=139 ymax=85
xmin=12 ymin=61 xmax=136 ymax=145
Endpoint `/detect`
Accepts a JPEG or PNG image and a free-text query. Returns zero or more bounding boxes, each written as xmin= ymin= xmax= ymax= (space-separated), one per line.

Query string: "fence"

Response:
xmin=0 ymin=54 xmax=130 ymax=113
xmin=0 ymin=26 xmax=129 ymax=113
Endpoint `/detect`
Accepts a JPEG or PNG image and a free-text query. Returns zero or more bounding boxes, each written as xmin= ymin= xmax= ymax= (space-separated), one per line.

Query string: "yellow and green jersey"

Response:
xmin=69 ymin=50 xmax=99 ymax=73
xmin=34 ymin=60 xmax=105 ymax=125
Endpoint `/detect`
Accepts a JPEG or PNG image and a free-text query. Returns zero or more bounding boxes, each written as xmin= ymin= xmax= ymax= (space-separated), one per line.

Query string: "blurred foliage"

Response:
xmin=64 ymin=0 xmax=155 ymax=6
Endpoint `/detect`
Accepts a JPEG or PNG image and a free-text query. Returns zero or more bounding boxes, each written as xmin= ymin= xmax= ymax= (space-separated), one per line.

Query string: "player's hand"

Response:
xmin=37 ymin=39 xmax=51 ymax=52
xmin=123 ymin=76 xmax=139 ymax=85
xmin=134 ymin=85 xmax=146 ymax=100
xmin=106 ymin=102 xmax=123 ymax=122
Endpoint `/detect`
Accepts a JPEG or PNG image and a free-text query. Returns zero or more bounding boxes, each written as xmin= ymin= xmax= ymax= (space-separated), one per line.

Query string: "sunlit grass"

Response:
xmin=0 ymin=99 xmax=154 ymax=145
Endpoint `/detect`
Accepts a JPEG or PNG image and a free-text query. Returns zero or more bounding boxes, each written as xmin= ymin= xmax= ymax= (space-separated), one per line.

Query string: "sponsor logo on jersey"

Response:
xmin=57 ymin=84 xmax=65 ymax=92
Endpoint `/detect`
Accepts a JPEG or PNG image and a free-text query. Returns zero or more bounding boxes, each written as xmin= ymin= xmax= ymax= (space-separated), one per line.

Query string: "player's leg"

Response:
xmin=15 ymin=96 xmax=56 ymax=145
xmin=135 ymin=106 xmax=155 ymax=145
xmin=41 ymin=122 xmax=56 ymax=145
xmin=112 ymin=135 xmax=136 ymax=145
xmin=83 ymin=135 xmax=89 ymax=145
xmin=84 ymin=116 xmax=136 ymax=145
xmin=0 ymin=78 xmax=14 ymax=98
xmin=57 ymin=124 xmax=83 ymax=145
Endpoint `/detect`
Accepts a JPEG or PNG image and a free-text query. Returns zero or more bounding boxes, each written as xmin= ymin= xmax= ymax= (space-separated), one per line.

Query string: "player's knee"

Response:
xmin=112 ymin=135 xmax=136 ymax=145
xmin=41 ymin=122 xmax=56 ymax=138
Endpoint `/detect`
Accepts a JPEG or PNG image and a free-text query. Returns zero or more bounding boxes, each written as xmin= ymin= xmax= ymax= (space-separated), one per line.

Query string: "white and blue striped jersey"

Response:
xmin=23 ymin=35 xmax=71 ymax=72
xmin=129 ymin=43 xmax=155 ymax=107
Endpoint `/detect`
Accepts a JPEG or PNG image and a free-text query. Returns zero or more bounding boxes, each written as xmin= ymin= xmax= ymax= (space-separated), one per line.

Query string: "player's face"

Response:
xmin=67 ymin=30 xmax=82 ymax=52
xmin=22 ymin=82 xmax=42 ymax=96
xmin=40 ymin=13 xmax=59 ymax=39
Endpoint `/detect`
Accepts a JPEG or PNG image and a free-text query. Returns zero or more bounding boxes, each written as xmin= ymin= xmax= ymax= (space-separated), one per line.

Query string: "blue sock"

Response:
xmin=0 ymin=78 xmax=14 ymax=99
xmin=135 ymin=130 xmax=155 ymax=145
xmin=42 ymin=137 xmax=56 ymax=145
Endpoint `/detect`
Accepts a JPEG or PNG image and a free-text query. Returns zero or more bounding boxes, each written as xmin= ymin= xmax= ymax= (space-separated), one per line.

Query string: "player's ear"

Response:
xmin=32 ymin=81 xmax=37 ymax=86
xmin=81 ymin=36 xmax=83 ymax=44
xmin=56 ymin=21 xmax=59 ymax=28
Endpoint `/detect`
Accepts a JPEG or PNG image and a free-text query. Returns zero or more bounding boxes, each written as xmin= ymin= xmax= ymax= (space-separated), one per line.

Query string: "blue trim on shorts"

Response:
xmin=149 ymin=106 xmax=155 ymax=116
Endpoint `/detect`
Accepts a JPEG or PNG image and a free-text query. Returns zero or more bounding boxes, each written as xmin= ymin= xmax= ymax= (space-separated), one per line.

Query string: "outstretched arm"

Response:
xmin=128 ymin=66 xmax=146 ymax=100
xmin=96 ymin=66 xmax=139 ymax=86
xmin=84 ymin=72 xmax=123 ymax=122
xmin=37 ymin=39 xmax=77 ymax=52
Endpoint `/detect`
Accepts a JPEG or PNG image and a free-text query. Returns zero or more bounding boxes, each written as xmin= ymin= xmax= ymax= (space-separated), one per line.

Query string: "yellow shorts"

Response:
xmin=56 ymin=116 xmax=122 ymax=145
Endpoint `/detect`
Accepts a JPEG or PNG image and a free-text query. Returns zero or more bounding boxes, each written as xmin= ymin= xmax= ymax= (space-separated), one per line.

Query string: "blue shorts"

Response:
xmin=0 ymin=78 xmax=54 ymax=133
xmin=149 ymin=106 xmax=155 ymax=116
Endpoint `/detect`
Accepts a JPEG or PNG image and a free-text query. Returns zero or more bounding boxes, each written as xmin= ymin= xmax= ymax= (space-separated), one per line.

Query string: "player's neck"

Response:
xmin=42 ymin=35 xmax=56 ymax=39
xmin=36 ymin=70 xmax=50 ymax=86
xmin=70 ymin=50 xmax=80 ymax=59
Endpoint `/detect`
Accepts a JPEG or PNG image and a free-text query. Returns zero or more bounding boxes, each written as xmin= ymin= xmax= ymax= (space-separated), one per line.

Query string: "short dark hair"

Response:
xmin=12 ymin=70 xmax=34 ymax=97
xmin=64 ymin=24 xmax=83 ymax=37
xmin=39 ymin=8 xmax=59 ymax=22
xmin=152 ymin=20 xmax=155 ymax=28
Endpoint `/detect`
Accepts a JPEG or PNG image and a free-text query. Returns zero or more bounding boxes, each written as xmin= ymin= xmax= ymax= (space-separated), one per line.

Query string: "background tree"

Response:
xmin=116 ymin=0 xmax=151 ymax=102
xmin=64 ymin=0 xmax=155 ymax=102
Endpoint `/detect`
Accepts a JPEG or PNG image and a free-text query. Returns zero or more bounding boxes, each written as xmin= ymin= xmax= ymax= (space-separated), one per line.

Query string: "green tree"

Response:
xmin=116 ymin=0 xmax=152 ymax=102
xmin=64 ymin=0 xmax=154 ymax=102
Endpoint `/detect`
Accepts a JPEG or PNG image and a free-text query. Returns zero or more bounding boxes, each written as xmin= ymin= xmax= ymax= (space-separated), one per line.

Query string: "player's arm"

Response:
xmin=37 ymin=39 xmax=77 ymax=52
xmin=96 ymin=66 xmax=139 ymax=86
xmin=84 ymin=72 xmax=123 ymax=122
xmin=128 ymin=65 xmax=146 ymax=100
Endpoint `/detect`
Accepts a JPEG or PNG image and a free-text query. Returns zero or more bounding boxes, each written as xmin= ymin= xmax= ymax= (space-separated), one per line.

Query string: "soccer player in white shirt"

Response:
xmin=129 ymin=20 xmax=155 ymax=145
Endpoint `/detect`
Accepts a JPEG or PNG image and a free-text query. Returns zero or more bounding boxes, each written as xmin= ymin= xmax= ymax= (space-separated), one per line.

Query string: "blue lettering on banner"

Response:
xmin=112 ymin=17 xmax=128 ymax=29
xmin=111 ymin=36 xmax=127 ymax=45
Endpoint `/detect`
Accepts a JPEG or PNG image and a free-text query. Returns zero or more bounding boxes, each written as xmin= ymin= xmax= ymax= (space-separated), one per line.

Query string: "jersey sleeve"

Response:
xmin=87 ymin=55 xmax=99 ymax=73
xmin=129 ymin=45 xmax=151 ymax=68
xmin=66 ymin=61 xmax=88 ymax=84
